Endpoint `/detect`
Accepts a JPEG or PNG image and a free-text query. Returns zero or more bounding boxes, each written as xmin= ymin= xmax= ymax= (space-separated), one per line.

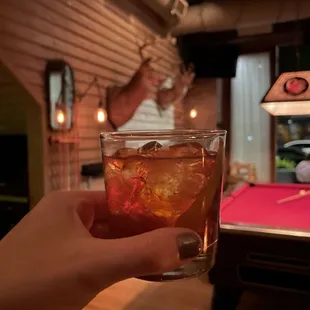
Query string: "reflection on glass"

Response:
xmin=276 ymin=116 xmax=310 ymax=184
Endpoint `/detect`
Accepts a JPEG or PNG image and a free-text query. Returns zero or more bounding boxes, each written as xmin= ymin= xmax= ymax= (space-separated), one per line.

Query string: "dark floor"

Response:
xmin=240 ymin=289 xmax=310 ymax=309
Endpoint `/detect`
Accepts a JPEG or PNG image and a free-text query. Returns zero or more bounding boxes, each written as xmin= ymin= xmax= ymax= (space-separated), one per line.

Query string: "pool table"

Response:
xmin=209 ymin=183 xmax=310 ymax=310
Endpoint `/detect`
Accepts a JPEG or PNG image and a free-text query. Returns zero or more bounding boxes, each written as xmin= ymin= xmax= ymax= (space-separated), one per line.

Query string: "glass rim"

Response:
xmin=100 ymin=129 xmax=226 ymax=142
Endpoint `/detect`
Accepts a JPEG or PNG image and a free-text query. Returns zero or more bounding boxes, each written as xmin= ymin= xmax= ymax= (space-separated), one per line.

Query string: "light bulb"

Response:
xmin=190 ymin=108 xmax=197 ymax=119
xmin=96 ymin=107 xmax=107 ymax=123
xmin=56 ymin=108 xmax=65 ymax=124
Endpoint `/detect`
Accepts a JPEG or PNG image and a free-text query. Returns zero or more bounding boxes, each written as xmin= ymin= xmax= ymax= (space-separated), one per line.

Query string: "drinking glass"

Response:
xmin=100 ymin=129 xmax=226 ymax=281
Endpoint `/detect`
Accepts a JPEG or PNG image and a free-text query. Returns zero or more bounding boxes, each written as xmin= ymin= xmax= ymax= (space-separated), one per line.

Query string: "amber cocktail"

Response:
xmin=100 ymin=130 xmax=226 ymax=281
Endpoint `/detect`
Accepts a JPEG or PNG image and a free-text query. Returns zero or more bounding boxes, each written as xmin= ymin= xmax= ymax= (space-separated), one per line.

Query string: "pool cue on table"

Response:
xmin=277 ymin=190 xmax=310 ymax=204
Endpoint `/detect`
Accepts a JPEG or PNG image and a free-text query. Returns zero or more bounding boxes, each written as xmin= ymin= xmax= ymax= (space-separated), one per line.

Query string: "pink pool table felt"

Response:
xmin=221 ymin=183 xmax=310 ymax=231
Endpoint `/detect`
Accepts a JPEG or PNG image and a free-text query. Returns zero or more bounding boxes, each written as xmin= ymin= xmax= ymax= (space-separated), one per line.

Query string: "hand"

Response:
xmin=0 ymin=191 xmax=202 ymax=310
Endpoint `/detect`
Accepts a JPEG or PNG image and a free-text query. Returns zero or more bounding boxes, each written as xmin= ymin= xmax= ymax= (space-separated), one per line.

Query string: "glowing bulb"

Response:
xmin=96 ymin=108 xmax=107 ymax=123
xmin=190 ymin=108 xmax=197 ymax=119
xmin=56 ymin=109 xmax=65 ymax=124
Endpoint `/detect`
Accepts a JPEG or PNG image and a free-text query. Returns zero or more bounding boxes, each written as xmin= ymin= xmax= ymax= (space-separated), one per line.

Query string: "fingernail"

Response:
xmin=177 ymin=232 xmax=202 ymax=260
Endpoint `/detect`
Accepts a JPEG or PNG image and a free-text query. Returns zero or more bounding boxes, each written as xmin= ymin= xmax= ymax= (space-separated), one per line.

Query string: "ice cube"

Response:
xmin=105 ymin=141 xmax=218 ymax=228
xmin=167 ymin=142 xmax=207 ymax=157
xmin=122 ymin=158 xmax=148 ymax=182
xmin=138 ymin=141 xmax=162 ymax=156
xmin=137 ymin=153 xmax=208 ymax=224
xmin=121 ymin=158 xmax=148 ymax=204
xmin=114 ymin=147 xmax=137 ymax=158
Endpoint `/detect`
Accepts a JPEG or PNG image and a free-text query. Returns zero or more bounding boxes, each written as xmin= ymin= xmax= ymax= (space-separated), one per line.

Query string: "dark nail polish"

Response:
xmin=177 ymin=232 xmax=202 ymax=260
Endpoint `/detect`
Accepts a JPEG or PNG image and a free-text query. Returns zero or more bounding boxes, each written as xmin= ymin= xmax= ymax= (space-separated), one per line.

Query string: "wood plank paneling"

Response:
xmin=0 ymin=63 xmax=27 ymax=133
xmin=0 ymin=0 xmax=183 ymax=192
xmin=183 ymin=79 xmax=217 ymax=130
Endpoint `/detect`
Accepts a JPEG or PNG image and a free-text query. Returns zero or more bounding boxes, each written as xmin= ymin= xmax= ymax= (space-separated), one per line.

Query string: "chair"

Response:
xmin=229 ymin=162 xmax=257 ymax=184
xmin=223 ymin=162 xmax=257 ymax=196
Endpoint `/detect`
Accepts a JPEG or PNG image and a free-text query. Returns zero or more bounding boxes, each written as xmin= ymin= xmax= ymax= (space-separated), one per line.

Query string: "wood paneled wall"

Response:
xmin=0 ymin=0 xmax=183 ymax=194
xmin=0 ymin=61 xmax=47 ymax=206
xmin=183 ymin=79 xmax=217 ymax=129
xmin=0 ymin=64 xmax=26 ymax=133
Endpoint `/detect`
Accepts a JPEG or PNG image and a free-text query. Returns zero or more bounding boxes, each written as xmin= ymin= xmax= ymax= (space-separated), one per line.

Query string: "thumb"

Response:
xmin=91 ymin=227 xmax=202 ymax=285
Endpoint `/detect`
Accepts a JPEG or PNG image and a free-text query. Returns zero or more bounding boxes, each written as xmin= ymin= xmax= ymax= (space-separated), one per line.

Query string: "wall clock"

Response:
xmin=44 ymin=59 xmax=75 ymax=131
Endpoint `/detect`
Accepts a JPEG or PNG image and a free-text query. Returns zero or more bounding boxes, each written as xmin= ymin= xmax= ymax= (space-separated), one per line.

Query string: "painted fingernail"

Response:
xmin=177 ymin=232 xmax=202 ymax=260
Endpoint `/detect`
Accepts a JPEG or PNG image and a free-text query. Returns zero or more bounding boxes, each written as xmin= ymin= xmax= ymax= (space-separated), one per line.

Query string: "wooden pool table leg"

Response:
xmin=211 ymin=286 xmax=243 ymax=310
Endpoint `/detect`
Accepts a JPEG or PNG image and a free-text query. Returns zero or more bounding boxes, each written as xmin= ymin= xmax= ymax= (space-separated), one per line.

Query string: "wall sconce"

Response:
xmin=55 ymin=105 xmax=66 ymax=125
xmin=190 ymin=108 xmax=197 ymax=119
xmin=45 ymin=60 xmax=110 ymax=131
xmin=44 ymin=60 xmax=75 ymax=131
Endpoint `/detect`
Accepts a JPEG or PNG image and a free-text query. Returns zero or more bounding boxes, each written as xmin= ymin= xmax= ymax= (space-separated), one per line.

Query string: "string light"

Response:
xmin=96 ymin=107 xmax=107 ymax=123
xmin=75 ymin=77 xmax=109 ymax=125
xmin=95 ymin=100 xmax=107 ymax=124
xmin=190 ymin=108 xmax=197 ymax=119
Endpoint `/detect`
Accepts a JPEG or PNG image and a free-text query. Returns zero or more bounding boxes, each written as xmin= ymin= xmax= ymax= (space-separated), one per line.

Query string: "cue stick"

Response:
xmin=277 ymin=190 xmax=310 ymax=204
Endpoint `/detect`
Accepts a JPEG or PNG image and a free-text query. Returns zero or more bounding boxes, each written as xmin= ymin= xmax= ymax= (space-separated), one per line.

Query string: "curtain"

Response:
xmin=231 ymin=53 xmax=271 ymax=182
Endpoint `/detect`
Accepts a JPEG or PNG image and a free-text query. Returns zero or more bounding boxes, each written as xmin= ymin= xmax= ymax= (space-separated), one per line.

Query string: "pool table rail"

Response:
xmin=221 ymin=223 xmax=310 ymax=241
xmin=209 ymin=228 xmax=310 ymax=293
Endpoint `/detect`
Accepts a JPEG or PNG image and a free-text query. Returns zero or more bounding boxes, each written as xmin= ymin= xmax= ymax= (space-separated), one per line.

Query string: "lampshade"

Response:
xmin=260 ymin=71 xmax=310 ymax=116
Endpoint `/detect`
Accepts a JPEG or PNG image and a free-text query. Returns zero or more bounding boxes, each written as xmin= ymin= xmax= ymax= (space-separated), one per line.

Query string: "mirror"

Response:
xmin=44 ymin=60 xmax=75 ymax=131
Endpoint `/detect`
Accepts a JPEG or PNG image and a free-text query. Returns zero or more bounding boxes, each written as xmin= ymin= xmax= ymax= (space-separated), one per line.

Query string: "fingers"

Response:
xmin=45 ymin=191 xmax=106 ymax=214
xmin=74 ymin=191 xmax=108 ymax=230
xmin=90 ymin=228 xmax=202 ymax=285
xmin=82 ymin=191 xmax=108 ymax=220
xmin=43 ymin=191 xmax=108 ymax=231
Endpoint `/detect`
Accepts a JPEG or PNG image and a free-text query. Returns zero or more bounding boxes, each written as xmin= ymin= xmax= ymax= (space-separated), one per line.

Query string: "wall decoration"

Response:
xmin=107 ymin=33 xmax=195 ymax=128
xmin=45 ymin=62 xmax=108 ymax=192
xmin=44 ymin=59 xmax=75 ymax=131
xmin=283 ymin=77 xmax=308 ymax=96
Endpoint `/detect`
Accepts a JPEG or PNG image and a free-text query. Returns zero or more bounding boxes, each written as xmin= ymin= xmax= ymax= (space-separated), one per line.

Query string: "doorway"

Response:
xmin=0 ymin=134 xmax=29 ymax=238
xmin=230 ymin=53 xmax=271 ymax=182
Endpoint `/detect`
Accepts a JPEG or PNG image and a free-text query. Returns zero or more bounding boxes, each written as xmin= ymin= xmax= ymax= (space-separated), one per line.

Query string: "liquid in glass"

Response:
xmin=102 ymin=135 xmax=225 ymax=281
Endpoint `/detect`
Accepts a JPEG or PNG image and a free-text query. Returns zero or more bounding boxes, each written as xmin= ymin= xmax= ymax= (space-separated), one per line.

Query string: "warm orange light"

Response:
xmin=96 ymin=108 xmax=107 ymax=123
xmin=56 ymin=108 xmax=65 ymax=124
xmin=190 ymin=108 xmax=197 ymax=119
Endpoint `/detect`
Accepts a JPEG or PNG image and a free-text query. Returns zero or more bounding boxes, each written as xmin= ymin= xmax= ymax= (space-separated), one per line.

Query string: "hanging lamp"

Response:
xmin=260 ymin=70 xmax=310 ymax=116
xmin=260 ymin=3 xmax=310 ymax=116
